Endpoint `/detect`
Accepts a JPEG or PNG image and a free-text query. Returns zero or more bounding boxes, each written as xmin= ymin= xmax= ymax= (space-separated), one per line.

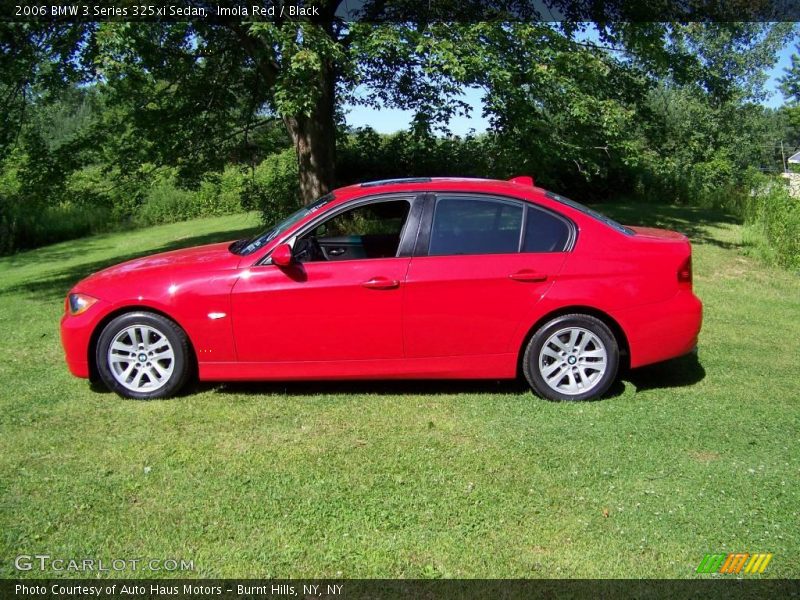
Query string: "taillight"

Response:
xmin=678 ymin=256 xmax=692 ymax=285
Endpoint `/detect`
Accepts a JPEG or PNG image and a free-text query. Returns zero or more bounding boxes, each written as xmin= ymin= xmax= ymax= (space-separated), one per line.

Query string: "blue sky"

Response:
xmin=345 ymin=37 xmax=799 ymax=136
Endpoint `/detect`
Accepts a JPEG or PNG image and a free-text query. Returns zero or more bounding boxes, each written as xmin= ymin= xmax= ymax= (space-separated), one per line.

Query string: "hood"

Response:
xmin=79 ymin=242 xmax=241 ymax=285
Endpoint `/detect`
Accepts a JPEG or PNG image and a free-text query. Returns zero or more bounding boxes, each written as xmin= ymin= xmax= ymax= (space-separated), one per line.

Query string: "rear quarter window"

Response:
xmin=523 ymin=207 xmax=572 ymax=252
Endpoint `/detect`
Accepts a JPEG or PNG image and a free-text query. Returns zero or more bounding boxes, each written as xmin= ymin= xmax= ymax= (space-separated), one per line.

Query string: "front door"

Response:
xmin=231 ymin=197 xmax=418 ymax=363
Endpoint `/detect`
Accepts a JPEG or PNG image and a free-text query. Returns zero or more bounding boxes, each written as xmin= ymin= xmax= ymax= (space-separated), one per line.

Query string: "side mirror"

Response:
xmin=271 ymin=243 xmax=294 ymax=267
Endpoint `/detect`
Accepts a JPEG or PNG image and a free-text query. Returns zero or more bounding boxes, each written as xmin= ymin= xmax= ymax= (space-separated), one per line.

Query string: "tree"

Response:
xmin=89 ymin=8 xmax=477 ymax=203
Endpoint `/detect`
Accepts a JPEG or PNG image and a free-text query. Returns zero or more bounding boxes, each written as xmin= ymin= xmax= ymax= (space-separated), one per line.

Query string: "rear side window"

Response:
xmin=523 ymin=207 xmax=572 ymax=252
xmin=429 ymin=197 xmax=523 ymax=256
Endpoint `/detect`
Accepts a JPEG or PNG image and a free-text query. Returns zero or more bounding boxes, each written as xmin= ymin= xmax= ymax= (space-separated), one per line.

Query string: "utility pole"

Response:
xmin=781 ymin=140 xmax=787 ymax=173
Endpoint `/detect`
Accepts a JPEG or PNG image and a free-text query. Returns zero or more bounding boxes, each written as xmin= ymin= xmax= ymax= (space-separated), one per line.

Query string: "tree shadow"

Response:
xmin=1 ymin=225 xmax=260 ymax=303
xmin=597 ymin=203 xmax=741 ymax=249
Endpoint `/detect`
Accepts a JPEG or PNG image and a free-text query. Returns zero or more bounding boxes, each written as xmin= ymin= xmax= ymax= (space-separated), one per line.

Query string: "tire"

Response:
xmin=95 ymin=311 xmax=191 ymax=400
xmin=523 ymin=314 xmax=619 ymax=402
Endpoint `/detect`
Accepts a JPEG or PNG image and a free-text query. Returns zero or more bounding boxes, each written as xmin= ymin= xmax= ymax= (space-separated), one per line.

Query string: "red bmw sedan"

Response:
xmin=61 ymin=176 xmax=702 ymax=401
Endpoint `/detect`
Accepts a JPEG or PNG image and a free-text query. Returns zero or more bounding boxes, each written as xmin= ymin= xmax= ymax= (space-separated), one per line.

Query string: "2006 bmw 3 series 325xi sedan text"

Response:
xmin=61 ymin=176 xmax=702 ymax=401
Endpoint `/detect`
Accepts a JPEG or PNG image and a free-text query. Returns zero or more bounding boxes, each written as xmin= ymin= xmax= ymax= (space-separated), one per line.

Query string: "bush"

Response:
xmin=196 ymin=165 xmax=247 ymax=217
xmin=136 ymin=167 xmax=246 ymax=227
xmin=741 ymin=177 xmax=800 ymax=270
xmin=135 ymin=170 xmax=199 ymax=226
xmin=246 ymin=148 xmax=300 ymax=224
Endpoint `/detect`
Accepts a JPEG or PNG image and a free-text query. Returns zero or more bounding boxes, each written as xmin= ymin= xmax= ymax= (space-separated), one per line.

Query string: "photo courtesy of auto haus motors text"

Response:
xmin=14 ymin=583 xmax=343 ymax=597
xmin=2 ymin=0 xmax=800 ymax=599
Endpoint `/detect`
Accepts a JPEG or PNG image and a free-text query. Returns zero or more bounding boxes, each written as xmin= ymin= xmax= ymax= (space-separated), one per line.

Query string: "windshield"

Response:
xmin=545 ymin=192 xmax=635 ymax=236
xmin=232 ymin=194 xmax=334 ymax=255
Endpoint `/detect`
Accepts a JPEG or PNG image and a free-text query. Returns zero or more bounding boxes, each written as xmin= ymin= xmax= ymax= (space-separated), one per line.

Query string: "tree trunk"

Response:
xmin=283 ymin=63 xmax=337 ymax=205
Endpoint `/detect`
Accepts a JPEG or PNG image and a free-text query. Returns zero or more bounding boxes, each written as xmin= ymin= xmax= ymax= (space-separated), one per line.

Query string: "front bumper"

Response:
xmin=60 ymin=300 xmax=109 ymax=379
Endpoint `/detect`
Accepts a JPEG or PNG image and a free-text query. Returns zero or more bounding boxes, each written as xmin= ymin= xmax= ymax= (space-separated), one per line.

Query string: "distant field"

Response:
xmin=1 ymin=205 xmax=797 ymax=578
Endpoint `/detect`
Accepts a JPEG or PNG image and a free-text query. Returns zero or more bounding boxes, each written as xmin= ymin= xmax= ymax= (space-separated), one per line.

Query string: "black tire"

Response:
xmin=95 ymin=311 xmax=192 ymax=400
xmin=523 ymin=314 xmax=619 ymax=402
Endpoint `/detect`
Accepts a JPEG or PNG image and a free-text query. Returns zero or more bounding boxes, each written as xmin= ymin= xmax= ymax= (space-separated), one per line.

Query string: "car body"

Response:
xmin=61 ymin=176 xmax=702 ymax=401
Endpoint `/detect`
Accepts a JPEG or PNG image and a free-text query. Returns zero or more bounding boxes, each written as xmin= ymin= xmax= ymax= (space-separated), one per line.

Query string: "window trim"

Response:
xmin=258 ymin=193 xmax=424 ymax=266
xmin=415 ymin=192 xmax=576 ymax=257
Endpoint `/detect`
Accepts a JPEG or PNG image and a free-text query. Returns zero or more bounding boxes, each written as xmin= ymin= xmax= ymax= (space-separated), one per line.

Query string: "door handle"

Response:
xmin=362 ymin=277 xmax=400 ymax=290
xmin=328 ymin=248 xmax=345 ymax=256
xmin=509 ymin=270 xmax=548 ymax=282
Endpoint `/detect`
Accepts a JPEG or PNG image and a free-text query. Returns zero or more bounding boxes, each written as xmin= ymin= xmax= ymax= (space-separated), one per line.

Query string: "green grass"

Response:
xmin=1 ymin=205 xmax=798 ymax=579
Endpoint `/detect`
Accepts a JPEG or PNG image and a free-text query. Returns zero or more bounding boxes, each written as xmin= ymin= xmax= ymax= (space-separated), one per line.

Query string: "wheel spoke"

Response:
xmin=152 ymin=348 xmax=174 ymax=361
xmin=131 ymin=368 xmax=145 ymax=388
xmin=565 ymin=370 xmax=578 ymax=393
xmin=151 ymin=361 xmax=169 ymax=378
xmin=567 ymin=329 xmax=579 ymax=350
xmin=119 ymin=362 xmax=135 ymax=380
xmin=541 ymin=346 xmax=561 ymax=360
xmin=577 ymin=332 xmax=592 ymax=353
xmin=543 ymin=362 xmax=565 ymax=379
xmin=138 ymin=327 xmax=150 ymax=350
xmin=111 ymin=340 xmax=134 ymax=353
xmin=148 ymin=366 xmax=163 ymax=383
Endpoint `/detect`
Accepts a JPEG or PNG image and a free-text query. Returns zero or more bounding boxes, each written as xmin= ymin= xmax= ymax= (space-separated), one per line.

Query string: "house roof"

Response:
xmin=788 ymin=150 xmax=800 ymax=163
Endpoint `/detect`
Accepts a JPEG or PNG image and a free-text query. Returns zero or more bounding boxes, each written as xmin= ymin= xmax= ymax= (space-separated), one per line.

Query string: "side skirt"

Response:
xmin=198 ymin=354 xmax=518 ymax=381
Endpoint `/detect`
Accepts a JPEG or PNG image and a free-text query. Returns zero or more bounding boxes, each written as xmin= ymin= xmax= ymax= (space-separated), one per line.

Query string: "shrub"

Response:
xmin=63 ymin=165 xmax=115 ymax=209
xmin=741 ymin=177 xmax=800 ymax=270
xmin=135 ymin=169 xmax=199 ymax=226
xmin=246 ymin=148 xmax=300 ymax=224
xmin=136 ymin=166 xmax=247 ymax=227
xmin=196 ymin=166 xmax=246 ymax=217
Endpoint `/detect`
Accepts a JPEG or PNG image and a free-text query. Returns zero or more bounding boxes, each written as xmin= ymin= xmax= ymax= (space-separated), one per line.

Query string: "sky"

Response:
xmin=344 ymin=37 xmax=799 ymax=137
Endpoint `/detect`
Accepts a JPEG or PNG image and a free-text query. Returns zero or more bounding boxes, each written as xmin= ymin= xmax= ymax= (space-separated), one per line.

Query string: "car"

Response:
xmin=61 ymin=176 xmax=702 ymax=401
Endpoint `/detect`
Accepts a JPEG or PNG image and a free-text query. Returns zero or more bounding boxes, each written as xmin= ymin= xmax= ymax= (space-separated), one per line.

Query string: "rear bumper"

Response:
xmin=611 ymin=290 xmax=703 ymax=369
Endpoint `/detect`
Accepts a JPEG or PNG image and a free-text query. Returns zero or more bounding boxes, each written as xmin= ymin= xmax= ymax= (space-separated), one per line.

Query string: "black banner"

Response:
xmin=3 ymin=579 xmax=800 ymax=600
xmin=4 ymin=0 xmax=800 ymax=23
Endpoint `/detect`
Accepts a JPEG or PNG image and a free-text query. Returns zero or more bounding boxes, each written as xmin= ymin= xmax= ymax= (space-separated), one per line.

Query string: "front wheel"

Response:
xmin=523 ymin=314 xmax=619 ymax=401
xmin=96 ymin=311 xmax=191 ymax=399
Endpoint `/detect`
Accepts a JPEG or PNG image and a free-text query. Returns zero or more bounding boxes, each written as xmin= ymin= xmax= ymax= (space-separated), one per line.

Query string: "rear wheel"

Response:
xmin=523 ymin=314 xmax=619 ymax=401
xmin=96 ymin=311 xmax=191 ymax=399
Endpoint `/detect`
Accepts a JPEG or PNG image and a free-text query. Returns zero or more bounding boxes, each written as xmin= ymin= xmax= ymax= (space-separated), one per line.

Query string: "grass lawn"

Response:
xmin=0 ymin=205 xmax=797 ymax=579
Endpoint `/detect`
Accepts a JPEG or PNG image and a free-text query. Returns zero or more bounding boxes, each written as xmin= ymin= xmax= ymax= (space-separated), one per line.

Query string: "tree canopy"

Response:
xmin=1 ymin=12 xmax=798 ymax=254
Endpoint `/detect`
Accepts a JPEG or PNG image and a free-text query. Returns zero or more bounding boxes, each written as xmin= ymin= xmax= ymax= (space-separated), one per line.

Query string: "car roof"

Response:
xmin=334 ymin=176 xmax=544 ymax=200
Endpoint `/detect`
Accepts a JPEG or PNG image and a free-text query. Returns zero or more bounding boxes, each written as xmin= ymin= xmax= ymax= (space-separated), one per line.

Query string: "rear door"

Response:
xmin=403 ymin=194 xmax=572 ymax=359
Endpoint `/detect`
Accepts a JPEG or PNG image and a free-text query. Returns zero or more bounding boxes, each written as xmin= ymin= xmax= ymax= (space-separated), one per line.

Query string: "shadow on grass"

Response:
xmin=176 ymin=353 xmax=704 ymax=400
xmin=597 ymin=202 xmax=741 ymax=249
xmin=623 ymin=352 xmax=706 ymax=393
xmin=1 ymin=225 xmax=260 ymax=302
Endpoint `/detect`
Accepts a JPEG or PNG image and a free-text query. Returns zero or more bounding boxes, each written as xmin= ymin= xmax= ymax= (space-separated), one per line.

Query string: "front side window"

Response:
xmin=429 ymin=197 xmax=523 ymax=256
xmin=294 ymin=200 xmax=411 ymax=262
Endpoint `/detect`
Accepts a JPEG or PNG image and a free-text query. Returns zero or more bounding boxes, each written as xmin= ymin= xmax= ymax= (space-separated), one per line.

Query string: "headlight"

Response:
xmin=67 ymin=293 xmax=98 ymax=316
